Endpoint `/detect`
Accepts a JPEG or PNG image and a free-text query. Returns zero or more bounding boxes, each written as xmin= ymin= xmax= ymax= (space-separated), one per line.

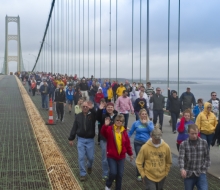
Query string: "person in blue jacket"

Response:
xmin=128 ymin=108 xmax=154 ymax=182
xmin=193 ymin=98 xmax=204 ymax=121
xmin=102 ymin=83 xmax=108 ymax=102
xmin=66 ymin=85 xmax=74 ymax=114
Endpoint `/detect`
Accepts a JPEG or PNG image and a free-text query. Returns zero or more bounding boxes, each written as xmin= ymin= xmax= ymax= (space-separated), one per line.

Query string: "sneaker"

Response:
xmin=102 ymin=176 xmax=108 ymax=181
xmin=80 ymin=176 xmax=86 ymax=181
xmin=87 ymin=167 xmax=92 ymax=174
xmin=56 ymin=117 xmax=59 ymax=121
xmin=105 ymin=186 xmax=111 ymax=190
xmin=173 ymin=130 xmax=177 ymax=134
xmin=137 ymin=176 xmax=142 ymax=182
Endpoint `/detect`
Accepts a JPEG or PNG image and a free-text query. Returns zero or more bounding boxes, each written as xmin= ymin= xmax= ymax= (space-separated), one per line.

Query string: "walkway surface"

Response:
xmin=0 ymin=76 xmax=51 ymax=190
xmin=0 ymin=75 xmax=220 ymax=190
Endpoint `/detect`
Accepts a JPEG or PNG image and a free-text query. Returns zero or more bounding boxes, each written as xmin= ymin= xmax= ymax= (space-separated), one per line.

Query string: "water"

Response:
xmin=151 ymin=79 xmax=220 ymax=102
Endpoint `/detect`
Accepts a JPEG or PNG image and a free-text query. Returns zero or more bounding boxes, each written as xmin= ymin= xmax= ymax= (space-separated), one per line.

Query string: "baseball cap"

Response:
xmin=106 ymin=102 xmax=114 ymax=107
xmin=151 ymin=128 xmax=162 ymax=139
xmin=187 ymin=86 xmax=190 ymax=89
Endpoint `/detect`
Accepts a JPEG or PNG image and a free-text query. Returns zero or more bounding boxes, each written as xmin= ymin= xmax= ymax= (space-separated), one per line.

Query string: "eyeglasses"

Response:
xmin=156 ymin=90 xmax=161 ymax=91
xmin=116 ymin=120 xmax=123 ymax=122
xmin=212 ymin=95 xmax=217 ymax=96
xmin=83 ymin=106 xmax=88 ymax=108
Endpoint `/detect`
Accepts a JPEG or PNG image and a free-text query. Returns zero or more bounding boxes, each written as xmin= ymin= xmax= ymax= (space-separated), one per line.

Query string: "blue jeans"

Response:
xmin=153 ymin=110 xmax=164 ymax=129
xmin=106 ymin=158 xmax=125 ymax=190
xmin=100 ymin=140 xmax=109 ymax=177
xmin=134 ymin=140 xmax=145 ymax=177
xmin=41 ymin=94 xmax=49 ymax=108
xmin=170 ymin=112 xmax=180 ymax=132
xmin=135 ymin=112 xmax=140 ymax=121
xmin=184 ymin=173 xmax=208 ymax=190
xmin=77 ymin=137 xmax=95 ymax=176
xmin=89 ymin=95 xmax=95 ymax=104
xmin=122 ymin=113 xmax=129 ymax=129
xmin=200 ymin=133 xmax=214 ymax=149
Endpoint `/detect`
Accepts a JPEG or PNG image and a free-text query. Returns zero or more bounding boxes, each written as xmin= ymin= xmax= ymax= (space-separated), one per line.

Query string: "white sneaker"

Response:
xmin=105 ymin=186 xmax=111 ymax=190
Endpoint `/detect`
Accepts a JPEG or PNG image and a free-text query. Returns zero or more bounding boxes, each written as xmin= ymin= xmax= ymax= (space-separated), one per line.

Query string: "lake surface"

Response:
xmin=150 ymin=79 xmax=220 ymax=102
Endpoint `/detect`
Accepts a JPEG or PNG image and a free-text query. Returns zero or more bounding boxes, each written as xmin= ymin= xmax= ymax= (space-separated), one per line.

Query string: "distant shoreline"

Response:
xmin=100 ymin=78 xmax=198 ymax=84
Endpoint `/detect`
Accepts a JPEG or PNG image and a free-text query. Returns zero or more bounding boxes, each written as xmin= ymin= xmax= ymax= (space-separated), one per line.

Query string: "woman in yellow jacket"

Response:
xmin=196 ymin=102 xmax=217 ymax=149
xmin=107 ymin=86 xmax=113 ymax=102
xmin=116 ymin=83 xmax=126 ymax=97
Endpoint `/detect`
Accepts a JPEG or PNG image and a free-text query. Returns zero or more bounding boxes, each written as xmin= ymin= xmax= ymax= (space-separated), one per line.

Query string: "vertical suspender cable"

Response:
xmin=51 ymin=14 xmax=53 ymax=73
xmin=66 ymin=1 xmax=68 ymax=74
xmin=116 ymin=0 xmax=117 ymax=80
xmin=79 ymin=0 xmax=80 ymax=77
xmin=74 ymin=0 xmax=76 ymax=74
xmin=94 ymin=0 xmax=96 ymax=77
xmin=58 ymin=0 xmax=60 ymax=74
xmin=88 ymin=0 xmax=89 ymax=77
xmin=178 ymin=0 xmax=180 ymax=94
xmin=168 ymin=0 xmax=170 ymax=89
xmin=100 ymin=0 xmax=101 ymax=78
xmin=46 ymin=35 xmax=47 ymax=72
xmin=68 ymin=0 xmax=70 ymax=75
xmin=83 ymin=0 xmax=85 ymax=77
xmin=140 ymin=0 xmax=142 ymax=82
xmin=146 ymin=0 xmax=149 ymax=82
xmin=61 ymin=0 xmax=63 ymax=74
xmin=54 ymin=1 xmax=56 ymax=74
xmin=72 ymin=0 xmax=73 ymax=75
xmin=64 ymin=0 xmax=68 ymax=73
xmin=109 ymin=0 xmax=111 ymax=79
xmin=132 ymin=0 xmax=134 ymax=82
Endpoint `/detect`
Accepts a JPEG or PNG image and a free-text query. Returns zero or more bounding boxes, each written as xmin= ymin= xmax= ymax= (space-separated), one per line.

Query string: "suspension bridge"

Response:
xmin=1 ymin=0 xmax=220 ymax=190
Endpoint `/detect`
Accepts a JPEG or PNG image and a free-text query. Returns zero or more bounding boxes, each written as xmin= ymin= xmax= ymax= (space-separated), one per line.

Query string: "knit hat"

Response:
xmin=106 ymin=102 xmax=114 ymax=107
xmin=151 ymin=127 xmax=162 ymax=139
xmin=98 ymin=87 xmax=102 ymax=90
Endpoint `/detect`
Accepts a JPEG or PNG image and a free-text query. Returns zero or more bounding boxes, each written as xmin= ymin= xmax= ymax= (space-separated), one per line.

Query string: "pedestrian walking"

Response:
xmin=150 ymin=87 xmax=165 ymax=130
xmin=101 ymin=115 xmax=133 ymax=190
xmin=196 ymin=102 xmax=217 ymax=149
xmin=136 ymin=126 xmax=172 ymax=190
xmin=128 ymin=109 xmax=154 ymax=182
xmin=179 ymin=87 xmax=196 ymax=112
xmin=68 ymin=101 xmax=97 ymax=181
xmin=54 ymin=83 xmax=66 ymax=122
xmin=178 ymin=124 xmax=210 ymax=190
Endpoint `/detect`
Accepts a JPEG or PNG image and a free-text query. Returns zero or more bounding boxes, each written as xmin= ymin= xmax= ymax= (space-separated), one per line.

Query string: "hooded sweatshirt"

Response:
xmin=176 ymin=117 xmax=194 ymax=145
xmin=196 ymin=102 xmax=217 ymax=135
xmin=116 ymin=85 xmax=126 ymax=97
xmin=136 ymin=139 xmax=172 ymax=182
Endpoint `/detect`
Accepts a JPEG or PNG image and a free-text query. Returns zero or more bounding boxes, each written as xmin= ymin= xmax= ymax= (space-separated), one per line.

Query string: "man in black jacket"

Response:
xmin=54 ymin=83 xmax=66 ymax=122
xmin=79 ymin=78 xmax=89 ymax=100
xmin=112 ymin=81 xmax=119 ymax=103
xmin=168 ymin=88 xmax=181 ymax=133
xmin=150 ymin=87 xmax=165 ymax=130
xmin=68 ymin=101 xmax=97 ymax=181
xmin=96 ymin=102 xmax=118 ymax=180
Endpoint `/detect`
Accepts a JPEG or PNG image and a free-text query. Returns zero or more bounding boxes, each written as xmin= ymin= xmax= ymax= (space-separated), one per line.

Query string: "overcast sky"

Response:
xmin=0 ymin=0 xmax=220 ymax=80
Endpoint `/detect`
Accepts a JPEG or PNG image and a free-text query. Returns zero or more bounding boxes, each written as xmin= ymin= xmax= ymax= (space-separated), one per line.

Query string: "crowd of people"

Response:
xmin=17 ymin=71 xmax=220 ymax=190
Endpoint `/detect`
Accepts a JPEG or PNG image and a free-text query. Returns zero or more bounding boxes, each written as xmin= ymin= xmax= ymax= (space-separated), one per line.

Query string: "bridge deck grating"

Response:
xmin=25 ymin=81 xmax=220 ymax=190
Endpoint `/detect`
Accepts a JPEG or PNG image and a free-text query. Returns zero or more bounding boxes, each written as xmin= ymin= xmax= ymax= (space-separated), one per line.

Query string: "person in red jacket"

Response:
xmin=95 ymin=87 xmax=104 ymax=110
xmin=101 ymin=115 xmax=133 ymax=190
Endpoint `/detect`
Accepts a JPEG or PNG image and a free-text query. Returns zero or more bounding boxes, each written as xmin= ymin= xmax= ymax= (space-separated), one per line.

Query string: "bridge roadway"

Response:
xmin=0 ymin=75 xmax=220 ymax=190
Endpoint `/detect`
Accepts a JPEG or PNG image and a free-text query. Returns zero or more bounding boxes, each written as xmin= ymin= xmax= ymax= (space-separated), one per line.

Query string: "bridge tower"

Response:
xmin=3 ymin=15 xmax=25 ymax=74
